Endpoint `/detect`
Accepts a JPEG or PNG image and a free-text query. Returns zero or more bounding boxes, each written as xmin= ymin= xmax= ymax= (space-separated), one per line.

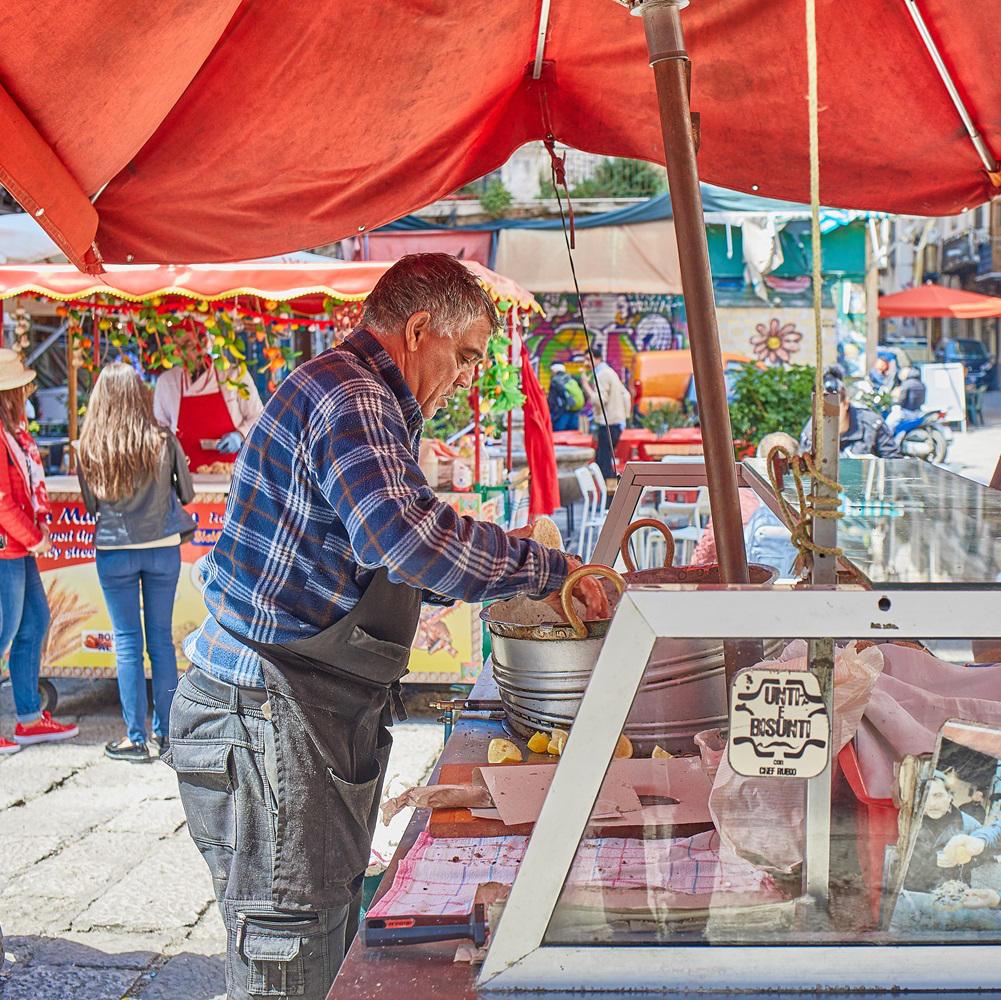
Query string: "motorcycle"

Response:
xmin=890 ymin=407 xmax=951 ymax=464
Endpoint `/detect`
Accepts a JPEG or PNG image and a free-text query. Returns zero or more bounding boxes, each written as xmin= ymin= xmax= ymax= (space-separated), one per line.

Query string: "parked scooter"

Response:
xmin=890 ymin=408 xmax=951 ymax=463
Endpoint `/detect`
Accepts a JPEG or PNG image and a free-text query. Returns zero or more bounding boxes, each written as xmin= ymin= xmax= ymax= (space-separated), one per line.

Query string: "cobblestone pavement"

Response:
xmin=0 ymin=678 xmax=443 ymax=999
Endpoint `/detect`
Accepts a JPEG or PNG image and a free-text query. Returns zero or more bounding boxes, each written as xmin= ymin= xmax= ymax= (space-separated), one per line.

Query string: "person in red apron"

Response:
xmin=152 ymin=358 xmax=263 ymax=470
xmin=165 ymin=255 xmax=606 ymax=1000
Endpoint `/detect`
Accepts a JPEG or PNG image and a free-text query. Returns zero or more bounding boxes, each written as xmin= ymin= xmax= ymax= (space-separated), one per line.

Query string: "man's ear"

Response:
xmin=404 ymin=312 xmax=432 ymax=353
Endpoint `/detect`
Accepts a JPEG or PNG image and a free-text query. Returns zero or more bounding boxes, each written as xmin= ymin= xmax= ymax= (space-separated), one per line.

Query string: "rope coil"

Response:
xmin=766 ymin=444 xmax=844 ymax=572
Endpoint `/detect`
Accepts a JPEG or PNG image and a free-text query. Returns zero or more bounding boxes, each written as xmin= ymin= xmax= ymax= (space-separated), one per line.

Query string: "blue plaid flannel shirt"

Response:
xmin=185 ymin=329 xmax=567 ymax=688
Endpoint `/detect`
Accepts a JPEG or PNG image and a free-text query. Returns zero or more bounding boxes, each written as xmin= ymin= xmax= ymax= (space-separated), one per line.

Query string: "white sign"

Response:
xmin=728 ymin=669 xmax=830 ymax=779
xmin=920 ymin=362 xmax=966 ymax=425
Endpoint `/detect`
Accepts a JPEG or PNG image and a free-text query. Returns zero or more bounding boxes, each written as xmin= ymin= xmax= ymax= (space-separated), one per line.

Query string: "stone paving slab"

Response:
xmin=5 ymin=932 xmax=164 ymax=970
xmin=0 ymin=962 xmax=138 ymax=1000
xmin=135 ymin=953 xmax=225 ymax=1000
xmin=166 ymin=905 xmax=227 ymax=958
xmin=0 ymin=835 xmax=62 ymax=882
xmin=371 ymin=719 xmax=443 ymax=865
xmin=3 ymin=831 xmax=153 ymax=904
xmin=0 ymin=784 xmax=145 ymax=839
xmin=104 ymin=798 xmax=186 ymax=835
xmin=0 ymin=763 xmax=82 ymax=809
xmin=73 ymin=833 xmax=216 ymax=934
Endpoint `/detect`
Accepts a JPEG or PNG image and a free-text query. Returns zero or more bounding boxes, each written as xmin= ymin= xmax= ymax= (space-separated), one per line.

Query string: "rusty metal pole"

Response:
xmin=631 ymin=0 xmax=749 ymax=586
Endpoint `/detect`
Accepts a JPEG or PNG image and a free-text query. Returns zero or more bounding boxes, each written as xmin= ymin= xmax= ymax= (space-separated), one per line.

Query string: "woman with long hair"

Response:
xmin=77 ymin=362 xmax=195 ymax=763
xmin=0 ymin=349 xmax=78 ymax=753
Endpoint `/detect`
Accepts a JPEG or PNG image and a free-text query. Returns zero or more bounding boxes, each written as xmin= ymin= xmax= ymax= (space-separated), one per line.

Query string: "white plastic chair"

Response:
xmin=573 ymin=466 xmax=598 ymax=559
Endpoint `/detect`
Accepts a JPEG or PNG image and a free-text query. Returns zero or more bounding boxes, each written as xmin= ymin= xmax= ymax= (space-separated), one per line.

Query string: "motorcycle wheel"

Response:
xmin=900 ymin=428 xmax=935 ymax=461
xmin=929 ymin=427 xmax=949 ymax=464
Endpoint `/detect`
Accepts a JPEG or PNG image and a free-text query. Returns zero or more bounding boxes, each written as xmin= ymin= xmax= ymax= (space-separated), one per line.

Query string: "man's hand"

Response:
xmin=29 ymin=526 xmax=51 ymax=557
xmin=962 ymin=887 xmax=1001 ymax=909
xmin=217 ymin=431 xmax=244 ymax=454
xmin=540 ymin=555 xmax=610 ymax=623
xmin=938 ymin=833 xmax=987 ymax=868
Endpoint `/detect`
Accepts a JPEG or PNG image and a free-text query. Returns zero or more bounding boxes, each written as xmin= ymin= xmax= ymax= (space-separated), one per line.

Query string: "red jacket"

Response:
xmin=0 ymin=430 xmax=44 ymax=558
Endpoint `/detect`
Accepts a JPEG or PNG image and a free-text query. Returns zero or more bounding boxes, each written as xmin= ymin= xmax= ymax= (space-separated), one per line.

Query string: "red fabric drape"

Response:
xmin=3 ymin=2 xmax=1001 ymax=268
xmin=519 ymin=343 xmax=560 ymax=518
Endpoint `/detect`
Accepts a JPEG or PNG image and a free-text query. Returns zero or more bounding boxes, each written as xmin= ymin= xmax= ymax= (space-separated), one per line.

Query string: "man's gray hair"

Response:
xmin=361 ymin=253 xmax=500 ymax=339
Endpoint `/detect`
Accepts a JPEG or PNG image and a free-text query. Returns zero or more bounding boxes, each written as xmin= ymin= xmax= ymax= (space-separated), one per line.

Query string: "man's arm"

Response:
xmin=309 ymin=387 xmax=568 ymax=603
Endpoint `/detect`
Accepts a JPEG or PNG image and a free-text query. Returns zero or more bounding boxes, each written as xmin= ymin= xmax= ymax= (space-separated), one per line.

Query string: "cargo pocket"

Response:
xmin=238 ymin=912 xmax=322 ymax=997
xmin=170 ymin=741 xmax=236 ymax=889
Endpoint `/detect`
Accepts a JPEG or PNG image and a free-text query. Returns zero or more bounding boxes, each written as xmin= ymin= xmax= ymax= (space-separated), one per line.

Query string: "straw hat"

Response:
xmin=0 ymin=349 xmax=36 ymax=392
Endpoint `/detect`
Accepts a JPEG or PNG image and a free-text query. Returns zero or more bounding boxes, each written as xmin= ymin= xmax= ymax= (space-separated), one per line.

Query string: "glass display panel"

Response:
xmin=541 ymin=628 xmax=1001 ymax=948
xmin=743 ymin=457 xmax=1001 ymax=587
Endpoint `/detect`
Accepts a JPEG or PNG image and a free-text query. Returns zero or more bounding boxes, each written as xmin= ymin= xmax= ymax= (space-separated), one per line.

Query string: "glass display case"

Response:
xmin=477 ymin=460 xmax=1001 ymax=992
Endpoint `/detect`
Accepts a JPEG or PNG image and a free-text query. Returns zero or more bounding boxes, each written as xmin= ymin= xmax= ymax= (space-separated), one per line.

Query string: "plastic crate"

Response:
xmin=837 ymin=740 xmax=899 ymax=922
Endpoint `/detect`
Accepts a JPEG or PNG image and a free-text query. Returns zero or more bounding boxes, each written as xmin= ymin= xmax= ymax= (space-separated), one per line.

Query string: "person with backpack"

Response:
xmin=547 ymin=362 xmax=584 ymax=432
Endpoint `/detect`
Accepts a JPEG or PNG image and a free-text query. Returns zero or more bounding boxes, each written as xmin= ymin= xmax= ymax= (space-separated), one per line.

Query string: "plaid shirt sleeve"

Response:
xmin=307 ymin=382 xmax=568 ymax=602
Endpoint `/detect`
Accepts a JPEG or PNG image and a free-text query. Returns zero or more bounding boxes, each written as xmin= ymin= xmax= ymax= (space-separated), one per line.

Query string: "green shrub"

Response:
xmin=727 ymin=363 xmax=816 ymax=447
xmin=638 ymin=402 xmax=690 ymax=436
xmin=480 ymin=179 xmax=514 ymax=218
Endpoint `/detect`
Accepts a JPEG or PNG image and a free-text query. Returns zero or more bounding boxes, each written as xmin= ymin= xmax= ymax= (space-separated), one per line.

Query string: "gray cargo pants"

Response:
xmin=165 ymin=668 xmax=360 ymax=1000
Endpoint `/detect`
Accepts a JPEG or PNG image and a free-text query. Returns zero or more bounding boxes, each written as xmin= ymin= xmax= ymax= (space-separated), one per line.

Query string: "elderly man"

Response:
xmin=166 ymin=254 xmax=603 ymax=1000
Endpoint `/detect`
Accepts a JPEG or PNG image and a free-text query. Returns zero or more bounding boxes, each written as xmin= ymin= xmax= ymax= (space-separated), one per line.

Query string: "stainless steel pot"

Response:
xmin=483 ymin=521 xmax=778 ymax=755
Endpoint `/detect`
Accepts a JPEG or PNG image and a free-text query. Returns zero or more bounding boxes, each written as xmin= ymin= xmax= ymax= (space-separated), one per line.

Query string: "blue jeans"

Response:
xmin=0 ymin=556 xmax=50 ymax=724
xmin=96 ymin=545 xmax=181 ymax=745
xmin=552 ymin=412 xmax=579 ymax=432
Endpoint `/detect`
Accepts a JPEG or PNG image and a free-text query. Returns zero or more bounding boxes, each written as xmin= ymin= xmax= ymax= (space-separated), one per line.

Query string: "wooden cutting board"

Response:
xmin=427 ymin=762 xmax=713 ymax=840
xmin=428 ymin=762 xmax=540 ymax=838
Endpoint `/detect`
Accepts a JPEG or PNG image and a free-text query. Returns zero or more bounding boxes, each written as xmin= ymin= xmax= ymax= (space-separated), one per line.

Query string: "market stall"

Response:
xmin=4 ymin=1 xmax=1001 ymax=996
xmin=339 ymin=458 xmax=1001 ymax=996
xmin=0 ymin=260 xmax=543 ymax=699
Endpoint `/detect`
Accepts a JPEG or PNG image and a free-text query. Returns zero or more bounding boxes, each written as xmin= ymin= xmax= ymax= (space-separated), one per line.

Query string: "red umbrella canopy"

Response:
xmin=2 ymin=1 xmax=999 ymax=272
xmin=878 ymin=283 xmax=1001 ymax=318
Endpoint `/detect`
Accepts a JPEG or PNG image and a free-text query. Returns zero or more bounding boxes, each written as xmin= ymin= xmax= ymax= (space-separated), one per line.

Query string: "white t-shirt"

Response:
xmin=152 ymin=366 xmax=263 ymax=438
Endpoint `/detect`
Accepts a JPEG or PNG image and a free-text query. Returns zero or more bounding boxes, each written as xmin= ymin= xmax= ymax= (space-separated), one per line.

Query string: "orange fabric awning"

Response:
xmin=1 ymin=2 xmax=1000 ymax=272
xmin=877 ymin=283 xmax=1001 ymax=319
xmin=0 ymin=261 xmax=541 ymax=314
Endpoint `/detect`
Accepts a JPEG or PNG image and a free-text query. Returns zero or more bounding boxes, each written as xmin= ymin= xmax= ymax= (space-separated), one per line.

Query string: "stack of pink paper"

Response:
xmin=367 ymin=829 xmax=777 ymax=919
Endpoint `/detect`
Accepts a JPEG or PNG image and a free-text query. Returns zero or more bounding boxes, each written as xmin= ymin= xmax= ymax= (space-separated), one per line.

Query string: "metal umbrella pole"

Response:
xmin=626 ymin=0 xmax=749 ymax=588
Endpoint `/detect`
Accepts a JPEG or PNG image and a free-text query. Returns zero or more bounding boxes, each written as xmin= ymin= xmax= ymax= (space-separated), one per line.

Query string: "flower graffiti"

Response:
xmin=750 ymin=318 xmax=802 ymax=365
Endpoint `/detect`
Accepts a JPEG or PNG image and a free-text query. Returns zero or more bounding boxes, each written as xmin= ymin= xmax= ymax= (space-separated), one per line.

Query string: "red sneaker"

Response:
xmin=14 ymin=712 xmax=79 ymax=745
xmin=0 ymin=738 xmax=22 ymax=755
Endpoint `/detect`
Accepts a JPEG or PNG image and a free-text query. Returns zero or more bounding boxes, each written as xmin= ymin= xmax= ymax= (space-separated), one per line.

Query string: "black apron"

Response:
xmin=225 ymin=567 xmax=421 ymax=911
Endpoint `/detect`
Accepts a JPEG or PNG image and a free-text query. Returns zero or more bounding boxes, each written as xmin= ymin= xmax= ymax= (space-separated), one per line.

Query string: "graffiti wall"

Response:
xmin=526 ymin=290 xmax=844 ymax=386
xmin=526 ymin=292 xmax=686 ymax=387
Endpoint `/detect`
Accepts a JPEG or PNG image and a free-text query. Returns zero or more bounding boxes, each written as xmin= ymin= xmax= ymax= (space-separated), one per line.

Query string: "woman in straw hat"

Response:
xmin=0 ymin=349 xmax=79 ymax=754
xmin=77 ymin=362 xmax=195 ymax=763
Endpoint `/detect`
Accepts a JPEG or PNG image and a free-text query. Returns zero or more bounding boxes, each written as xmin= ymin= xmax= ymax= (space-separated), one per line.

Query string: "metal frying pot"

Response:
xmin=484 ymin=522 xmax=777 ymax=755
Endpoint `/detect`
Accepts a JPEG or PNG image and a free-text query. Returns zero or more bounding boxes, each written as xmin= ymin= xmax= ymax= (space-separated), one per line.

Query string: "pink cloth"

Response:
xmin=856 ymin=644 xmax=1001 ymax=800
xmin=690 ymin=489 xmax=761 ymax=566
xmin=367 ymin=829 xmax=776 ymax=919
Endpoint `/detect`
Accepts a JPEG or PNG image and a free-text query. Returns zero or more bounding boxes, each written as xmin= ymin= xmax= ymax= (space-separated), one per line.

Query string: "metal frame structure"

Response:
xmin=478 ymin=586 xmax=1001 ymax=991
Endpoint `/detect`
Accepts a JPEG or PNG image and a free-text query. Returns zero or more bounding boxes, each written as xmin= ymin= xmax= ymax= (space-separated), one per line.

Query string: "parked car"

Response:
xmin=934 ymin=338 xmax=996 ymax=390
xmin=631 ymin=349 xmax=750 ymax=415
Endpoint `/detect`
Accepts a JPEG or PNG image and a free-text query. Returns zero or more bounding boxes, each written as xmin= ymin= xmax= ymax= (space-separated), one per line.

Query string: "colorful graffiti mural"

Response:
xmin=526 ymin=283 xmax=866 ymax=387
xmin=526 ymin=293 xmax=686 ymax=387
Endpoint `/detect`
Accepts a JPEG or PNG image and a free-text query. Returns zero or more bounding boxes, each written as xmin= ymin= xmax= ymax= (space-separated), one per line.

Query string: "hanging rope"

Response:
xmin=766 ymin=444 xmax=843 ymax=573
xmin=785 ymin=0 xmax=843 ymax=573
xmin=543 ymin=133 xmax=618 ymax=475
xmin=805 ymin=0 xmax=824 ymax=467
